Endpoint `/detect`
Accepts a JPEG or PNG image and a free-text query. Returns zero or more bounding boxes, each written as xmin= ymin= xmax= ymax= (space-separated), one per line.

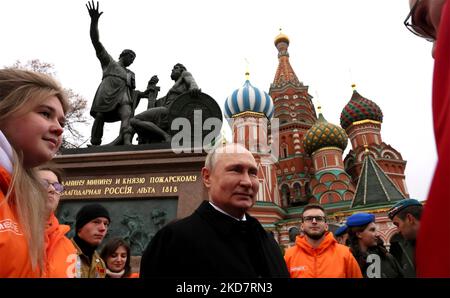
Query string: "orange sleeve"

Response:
xmin=346 ymin=252 xmax=363 ymax=278
xmin=283 ymin=247 xmax=293 ymax=274
xmin=128 ymin=272 xmax=140 ymax=278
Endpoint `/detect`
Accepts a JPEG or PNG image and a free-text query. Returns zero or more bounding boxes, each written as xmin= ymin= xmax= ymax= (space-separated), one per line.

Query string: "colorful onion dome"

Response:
xmin=340 ymin=88 xmax=383 ymax=130
xmin=224 ymin=79 xmax=274 ymax=119
xmin=303 ymin=113 xmax=348 ymax=155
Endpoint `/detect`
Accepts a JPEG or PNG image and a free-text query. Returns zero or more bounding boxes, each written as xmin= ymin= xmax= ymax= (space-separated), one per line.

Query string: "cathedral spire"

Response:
xmin=272 ymin=30 xmax=301 ymax=88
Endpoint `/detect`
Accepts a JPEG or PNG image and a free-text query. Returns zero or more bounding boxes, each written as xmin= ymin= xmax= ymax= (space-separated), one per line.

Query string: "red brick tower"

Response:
xmin=269 ymin=31 xmax=317 ymax=207
xmin=340 ymin=85 xmax=409 ymax=197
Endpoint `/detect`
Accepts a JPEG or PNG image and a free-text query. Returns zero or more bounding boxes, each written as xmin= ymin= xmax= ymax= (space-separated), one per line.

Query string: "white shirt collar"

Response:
xmin=0 ymin=130 xmax=13 ymax=174
xmin=209 ymin=201 xmax=247 ymax=221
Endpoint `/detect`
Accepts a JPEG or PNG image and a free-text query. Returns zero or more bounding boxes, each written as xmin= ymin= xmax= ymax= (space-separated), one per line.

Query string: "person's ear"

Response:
xmin=201 ymin=167 xmax=212 ymax=188
xmin=356 ymin=231 xmax=363 ymax=239
xmin=406 ymin=213 xmax=414 ymax=224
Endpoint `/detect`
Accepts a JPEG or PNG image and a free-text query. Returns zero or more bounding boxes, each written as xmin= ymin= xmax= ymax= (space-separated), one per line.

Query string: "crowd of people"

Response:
xmin=0 ymin=0 xmax=449 ymax=278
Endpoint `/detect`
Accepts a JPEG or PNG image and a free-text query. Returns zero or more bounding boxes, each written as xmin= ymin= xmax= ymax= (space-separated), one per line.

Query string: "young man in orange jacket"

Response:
xmin=284 ymin=204 xmax=362 ymax=278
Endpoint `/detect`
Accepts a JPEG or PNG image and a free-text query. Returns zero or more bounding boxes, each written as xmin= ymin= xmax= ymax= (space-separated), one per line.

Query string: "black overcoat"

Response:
xmin=140 ymin=201 xmax=289 ymax=278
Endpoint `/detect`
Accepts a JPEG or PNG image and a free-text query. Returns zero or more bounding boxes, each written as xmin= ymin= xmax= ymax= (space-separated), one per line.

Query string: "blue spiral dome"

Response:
xmin=224 ymin=80 xmax=274 ymax=119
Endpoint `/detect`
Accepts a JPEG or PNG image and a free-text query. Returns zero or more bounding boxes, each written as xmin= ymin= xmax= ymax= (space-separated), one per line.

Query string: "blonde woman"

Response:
xmin=0 ymin=68 xmax=68 ymax=277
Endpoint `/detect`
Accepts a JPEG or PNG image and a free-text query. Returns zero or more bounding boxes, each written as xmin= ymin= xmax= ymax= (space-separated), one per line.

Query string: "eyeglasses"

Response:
xmin=302 ymin=216 xmax=327 ymax=223
xmin=404 ymin=0 xmax=435 ymax=42
xmin=41 ymin=180 xmax=64 ymax=194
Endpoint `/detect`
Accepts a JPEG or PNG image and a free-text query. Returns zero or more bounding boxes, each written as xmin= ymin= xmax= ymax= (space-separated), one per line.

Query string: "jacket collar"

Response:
xmin=73 ymin=234 xmax=98 ymax=261
xmin=295 ymin=232 xmax=337 ymax=255
xmin=209 ymin=201 xmax=247 ymax=221
xmin=196 ymin=200 xmax=260 ymax=237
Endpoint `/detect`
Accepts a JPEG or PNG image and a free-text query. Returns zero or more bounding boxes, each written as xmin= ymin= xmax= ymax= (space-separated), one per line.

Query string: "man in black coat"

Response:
xmin=140 ymin=143 xmax=289 ymax=278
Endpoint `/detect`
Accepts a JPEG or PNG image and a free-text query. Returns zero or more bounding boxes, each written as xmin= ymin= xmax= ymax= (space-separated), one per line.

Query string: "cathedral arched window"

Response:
xmin=281 ymin=143 xmax=288 ymax=158
xmin=281 ymin=184 xmax=291 ymax=206
xmin=305 ymin=182 xmax=311 ymax=197
xmin=293 ymin=183 xmax=301 ymax=201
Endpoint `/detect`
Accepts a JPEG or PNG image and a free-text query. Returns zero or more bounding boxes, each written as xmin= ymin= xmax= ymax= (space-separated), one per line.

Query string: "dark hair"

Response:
xmin=174 ymin=63 xmax=187 ymax=71
xmin=395 ymin=205 xmax=422 ymax=221
xmin=301 ymin=204 xmax=326 ymax=218
xmin=100 ymin=238 xmax=132 ymax=278
xmin=119 ymin=49 xmax=136 ymax=59
xmin=348 ymin=225 xmax=388 ymax=272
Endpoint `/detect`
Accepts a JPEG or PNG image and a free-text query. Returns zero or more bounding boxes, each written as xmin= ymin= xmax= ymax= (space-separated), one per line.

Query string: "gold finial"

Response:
xmin=274 ymin=28 xmax=290 ymax=46
xmin=221 ymin=129 xmax=228 ymax=145
xmin=364 ymin=145 xmax=369 ymax=154
xmin=244 ymin=58 xmax=250 ymax=81
xmin=348 ymin=68 xmax=356 ymax=91
xmin=315 ymin=91 xmax=322 ymax=114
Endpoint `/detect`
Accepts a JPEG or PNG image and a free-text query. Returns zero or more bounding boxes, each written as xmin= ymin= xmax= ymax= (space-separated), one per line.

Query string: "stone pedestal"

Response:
xmin=52 ymin=146 xmax=207 ymax=272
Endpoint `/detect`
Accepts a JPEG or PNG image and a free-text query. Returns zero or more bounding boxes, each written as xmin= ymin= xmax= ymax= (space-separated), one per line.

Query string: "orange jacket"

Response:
xmin=0 ymin=166 xmax=40 ymax=277
xmin=284 ymin=232 xmax=362 ymax=278
xmin=43 ymin=213 xmax=77 ymax=278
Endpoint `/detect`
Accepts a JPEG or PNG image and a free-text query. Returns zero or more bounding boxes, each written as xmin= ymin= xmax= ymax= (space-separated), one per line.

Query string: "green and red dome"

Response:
xmin=303 ymin=113 xmax=348 ymax=155
xmin=340 ymin=90 xmax=383 ymax=130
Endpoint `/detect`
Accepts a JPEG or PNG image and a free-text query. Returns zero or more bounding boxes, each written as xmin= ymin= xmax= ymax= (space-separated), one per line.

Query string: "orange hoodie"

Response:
xmin=284 ymin=232 xmax=362 ymax=278
xmin=0 ymin=167 xmax=41 ymax=277
xmin=43 ymin=213 xmax=77 ymax=278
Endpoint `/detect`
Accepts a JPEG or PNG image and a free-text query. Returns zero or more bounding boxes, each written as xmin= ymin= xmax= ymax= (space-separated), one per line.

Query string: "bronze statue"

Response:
xmin=86 ymin=1 xmax=138 ymax=146
xmin=130 ymin=63 xmax=201 ymax=143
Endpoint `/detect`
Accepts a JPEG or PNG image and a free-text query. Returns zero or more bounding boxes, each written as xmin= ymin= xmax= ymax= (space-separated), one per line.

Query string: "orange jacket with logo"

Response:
xmin=284 ymin=232 xmax=363 ymax=278
xmin=43 ymin=213 xmax=77 ymax=278
xmin=0 ymin=166 xmax=40 ymax=277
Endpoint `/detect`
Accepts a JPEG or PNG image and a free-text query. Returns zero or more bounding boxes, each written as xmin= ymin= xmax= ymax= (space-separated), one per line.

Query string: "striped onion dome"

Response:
xmin=224 ymin=79 xmax=274 ymax=119
xmin=340 ymin=89 xmax=383 ymax=130
xmin=303 ymin=113 xmax=348 ymax=155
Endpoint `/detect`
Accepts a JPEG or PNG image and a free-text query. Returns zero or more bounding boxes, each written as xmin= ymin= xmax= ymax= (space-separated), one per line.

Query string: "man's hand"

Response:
xmin=86 ymin=0 xmax=103 ymax=21
xmin=148 ymin=75 xmax=159 ymax=87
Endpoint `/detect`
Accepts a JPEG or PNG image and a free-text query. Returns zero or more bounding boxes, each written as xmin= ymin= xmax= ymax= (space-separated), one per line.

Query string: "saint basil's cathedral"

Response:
xmin=223 ymin=32 xmax=410 ymax=249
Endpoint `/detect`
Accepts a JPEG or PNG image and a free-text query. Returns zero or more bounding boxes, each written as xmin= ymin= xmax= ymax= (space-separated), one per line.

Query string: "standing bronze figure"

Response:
xmin=86 ymin=1 xmax=136 ymax=146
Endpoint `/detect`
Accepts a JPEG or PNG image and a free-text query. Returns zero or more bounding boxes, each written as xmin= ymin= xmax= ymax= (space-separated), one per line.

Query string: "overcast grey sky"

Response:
xmin=0 ymin=0 xmax=437 ymax=201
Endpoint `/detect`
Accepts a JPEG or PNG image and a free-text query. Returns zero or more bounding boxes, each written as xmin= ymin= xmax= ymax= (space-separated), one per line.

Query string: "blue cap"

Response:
xmin=346 ymin=213 xmax=375 ymax=227
xmin=388 ymin=199 xmax=422 ymax=220
xmin=334 ymin=225 xmax=348 ymax=237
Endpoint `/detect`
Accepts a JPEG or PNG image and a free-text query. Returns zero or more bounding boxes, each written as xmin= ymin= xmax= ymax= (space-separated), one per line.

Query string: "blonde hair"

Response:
xmin=0 ymin=68 xmax=69 ymax=272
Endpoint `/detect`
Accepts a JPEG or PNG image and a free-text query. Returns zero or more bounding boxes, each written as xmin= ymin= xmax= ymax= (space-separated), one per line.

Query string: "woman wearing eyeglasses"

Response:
xmin=346 ymin=213 xmax=403 ymax=278
xmin=38 ymin=167 xmax=77 ymax=278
